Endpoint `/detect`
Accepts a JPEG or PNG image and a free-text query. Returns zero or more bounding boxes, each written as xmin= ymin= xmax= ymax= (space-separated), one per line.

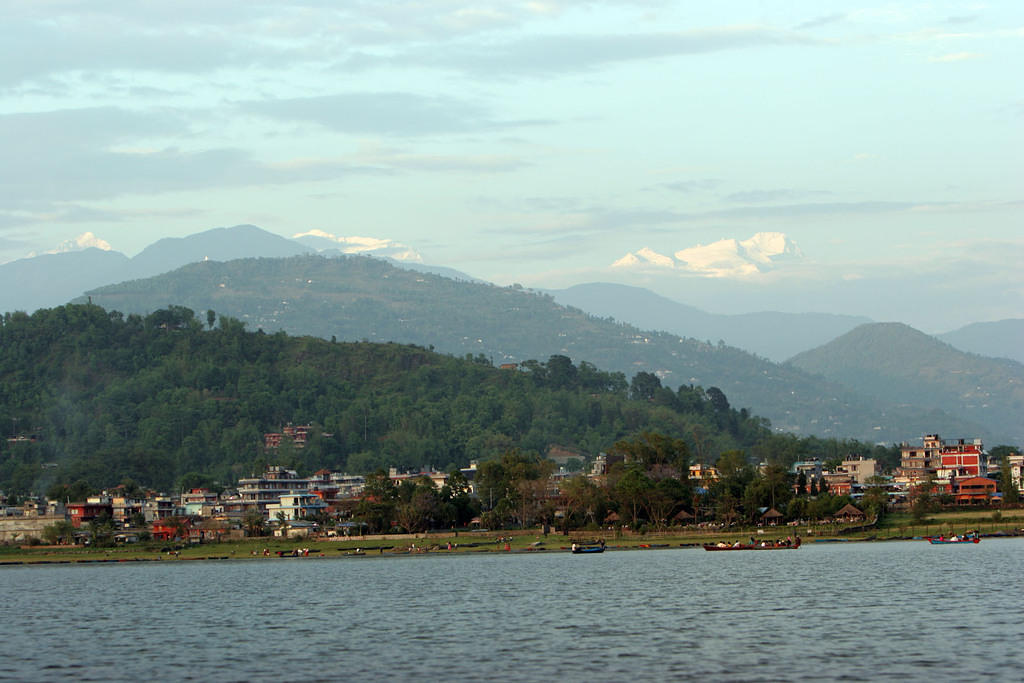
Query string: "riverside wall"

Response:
xmin=0 ymin=515 xmax=65 ymax=543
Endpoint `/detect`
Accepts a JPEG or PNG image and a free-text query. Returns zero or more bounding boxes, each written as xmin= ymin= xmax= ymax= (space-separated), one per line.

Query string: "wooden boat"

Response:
xmin=703 ymin=538 xmax=801 ymax=551
xmin=926 ymin=536 xmax=979 ymax=544
xmin=571 ymin=545 xmax=605 ymax=554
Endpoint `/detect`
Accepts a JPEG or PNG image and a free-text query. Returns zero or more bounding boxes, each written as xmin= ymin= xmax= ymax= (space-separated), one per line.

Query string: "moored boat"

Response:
xmin=571 ymin=540 xmax=606 ymax=554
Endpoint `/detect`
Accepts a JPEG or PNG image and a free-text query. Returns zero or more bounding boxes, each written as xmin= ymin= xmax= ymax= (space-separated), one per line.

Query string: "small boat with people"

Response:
xmin=703 ymin=537 xmax=801 ymax=551
xmin=927 ymin=531 xmax=979 ymax=545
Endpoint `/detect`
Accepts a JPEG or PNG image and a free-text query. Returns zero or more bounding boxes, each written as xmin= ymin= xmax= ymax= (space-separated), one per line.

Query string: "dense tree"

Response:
xmin=0 ymin=304 xmax=779 ymax=494
xmin=999 ymin=455 xmax=1020 ymax=506
xmin=42 ymin=520 xmax=76 ymax=545
xmin=243 ymin=509 xmax=265 ymax=537
xmin=629 ymin=372 xmax=662 ymax=401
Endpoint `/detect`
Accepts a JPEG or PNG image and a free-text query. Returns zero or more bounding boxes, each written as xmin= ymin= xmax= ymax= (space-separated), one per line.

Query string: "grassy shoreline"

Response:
xmin=3 ymin=509 xmax=1022 ymax=565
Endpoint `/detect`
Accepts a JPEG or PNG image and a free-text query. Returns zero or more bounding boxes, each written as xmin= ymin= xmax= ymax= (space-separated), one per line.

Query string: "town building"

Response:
xmin=590 ymin=453 xmax=625 ymax=477
xmin=792 ymin=459 xmax=823 ymax=483
xmin=688 ymin=463 xmax=720 ymax=482
xmin=144 ymin=496 xmax=179 ymax=523
xmin=67 ymin=496 xmax=113 ymax=528
xmin=838 ymin=458 xmax=878 ymax=484
xmin=822 ymin=472 xmax=853 ymax=496
xmin=237 ymin=466 xmax=310 ymax=517
xmin=937 ymin=438 xmax=986 ymax=480
xmin=266 ymin=493 xmax=328 ymax=521
xmin=152 ymin=517 xmax=194 ymax=541
xmin=181 ymin=488 xmax=220 ymax=517
xmin=236 ymin=466 xmax=368 ymax=518
xmin=954 ymin=477 xmax=998 ymax=505
xmin=898 ymin=434 xmax=984 ymax=484
xmin=1006 ymin=454 xmax=1024 ymax=494
xmin=263 ymin=424 xmax=312 ymax=450
xmin=111 ymin=496 xmax=145 ymax=527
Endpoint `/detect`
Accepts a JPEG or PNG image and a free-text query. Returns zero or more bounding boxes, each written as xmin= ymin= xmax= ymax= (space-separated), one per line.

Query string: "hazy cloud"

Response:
xmin=661 ymin=179 xmax=723 ymax=193
xmin=796 ymin=13 xmax=846 ymax=31
xmin=723 ymin=188 xmax=832 ymax=204
xmin=353 ymin=146 xmax=531 ymax=173
xmin=945 ymin=15 xmax=981 ymax=25
xmin=383 ymin=26 xmax=821 ymax=77
xmin=0 ymin=12 xmax=284 ymax=88
xmin=245 ymin=92 xmax=532 ymax=136
xmin=0 ymin=106 xmax=404 ymax=208
xmin=929 ymin=52 xmax=983 ymax=63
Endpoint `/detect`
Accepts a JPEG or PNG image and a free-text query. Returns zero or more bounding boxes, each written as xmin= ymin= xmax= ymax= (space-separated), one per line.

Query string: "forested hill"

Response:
xmin=80 ymin=255 xmax=987 ymax=443
xmin=0 ymin=304 xmax=786 ymax=494
xmin=787 ymin=323 xmax=1024 ymax=445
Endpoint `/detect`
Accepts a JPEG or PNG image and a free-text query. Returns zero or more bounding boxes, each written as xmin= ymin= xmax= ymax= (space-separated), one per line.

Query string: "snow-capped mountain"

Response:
xmin=613 ymin=232 xmax=803 ymax=278
xmin=292 ymin=230 xmax=422 ymax=262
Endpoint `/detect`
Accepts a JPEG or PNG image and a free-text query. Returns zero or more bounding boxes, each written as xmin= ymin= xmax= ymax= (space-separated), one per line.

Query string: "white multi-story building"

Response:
xmin=266 ymin=493 xmax=328 ymax=521
xmin=237 ymin=466 xmax=310 ymax=517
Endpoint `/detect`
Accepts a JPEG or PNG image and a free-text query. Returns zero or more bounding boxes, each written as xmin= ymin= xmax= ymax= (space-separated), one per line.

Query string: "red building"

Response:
xmin=939 ymin=438 xmax=985 ymax=478
xmin=954 ymin=477 xmax=998 ymax=505
xmin=900 ymin=434 xmax=984 ymax=483
xmin=264 ymin=424 xmax=311 ymax=450
xmin=67 ymin=500 xmax=113 ymax=528
xmin=152 ymin=517 xmax=194 ymax=541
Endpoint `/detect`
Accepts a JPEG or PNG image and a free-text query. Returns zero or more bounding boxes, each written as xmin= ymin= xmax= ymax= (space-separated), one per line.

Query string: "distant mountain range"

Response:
xmin=78 ymin=252 xmax=1006 ymax=444
xmin=550 ymin=282 xmax=873 ymax=362
xmin=0 ymin=247 xmax=130 ymax=315
xmin=936 ymin=320 xmax=1024 ymax=365
xmin=0 ymin=225 xmax=311 ymax=314
xmin=2 ymin=223 xmax=1015 ymax=362
xmin=3 ymin=224 xmax=1020 ymax=445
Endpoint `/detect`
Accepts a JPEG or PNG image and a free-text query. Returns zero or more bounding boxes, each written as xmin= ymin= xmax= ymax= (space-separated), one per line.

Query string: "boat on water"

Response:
xmin=927 ymin=533 xmax=979 ymax=545
xmin=703 ymin=538 xmax=801 ymax=552
xmin=571 ymin=540 xmax=606 ymax=554
xmin=571 ymin=546 xmax=605 ymax=554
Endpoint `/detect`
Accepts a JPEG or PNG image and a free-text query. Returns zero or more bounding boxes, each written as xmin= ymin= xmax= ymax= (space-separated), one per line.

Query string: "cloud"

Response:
xmin=244 ymin=92 xmax=548 ymax=136
xmin=0 ymin=106 xmax=404 ymax=211
xmin=945 ymin=15 xmax=980 ymax=25
xmin=292 ymin=229 xmax=423 ymax=261
xmin=723 ymin=188 xmax=831 ymax=204
xmin=929 ymin=52 xmax=983 ymax=63
xmin=795 ymin=13 xmax=846 ymax=31
xmin=613 ymin=232 xmax=804 ymax=278
xmin=661 ymin=179 xmax=723 ymax=193
xmin=378 ymin=26 xmax=821 ymax=77
xmin=352 ymin=144 xmax=532 ymax=172
xmin=0 ymin=7 xmax=290 ymax=88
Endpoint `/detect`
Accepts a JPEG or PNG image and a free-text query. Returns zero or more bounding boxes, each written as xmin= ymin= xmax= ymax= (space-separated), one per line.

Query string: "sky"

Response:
xmin=1 ymin=1 xmax=1021 ymax=331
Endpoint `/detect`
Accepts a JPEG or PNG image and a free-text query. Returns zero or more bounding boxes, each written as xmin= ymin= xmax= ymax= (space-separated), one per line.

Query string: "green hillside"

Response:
xmin=787 ymin=323 xmax=1024 ymax=444
xmin=0 ymin=303 xmax=788 ymax=494
xmin=80 ymin=255 xmax=990 ymax=443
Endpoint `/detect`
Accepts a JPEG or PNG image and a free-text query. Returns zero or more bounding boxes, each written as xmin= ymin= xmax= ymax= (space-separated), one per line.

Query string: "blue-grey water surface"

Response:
xmin=2 ymin=539 xmax=1022 ymax=682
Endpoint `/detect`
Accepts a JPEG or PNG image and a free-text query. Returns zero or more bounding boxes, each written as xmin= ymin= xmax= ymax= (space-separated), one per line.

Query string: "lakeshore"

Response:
xmin=4 ymin=507 xmax=1023 ymax=566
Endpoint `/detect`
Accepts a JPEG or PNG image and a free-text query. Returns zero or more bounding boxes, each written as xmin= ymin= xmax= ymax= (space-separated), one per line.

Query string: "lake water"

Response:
xmin=2 ymin=539 xmax=1022 ymax=682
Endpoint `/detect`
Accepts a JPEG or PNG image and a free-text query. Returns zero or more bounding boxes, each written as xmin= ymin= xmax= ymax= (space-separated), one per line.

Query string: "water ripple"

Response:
xmin=2 ymin=540 xmax=1023 ymax=681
